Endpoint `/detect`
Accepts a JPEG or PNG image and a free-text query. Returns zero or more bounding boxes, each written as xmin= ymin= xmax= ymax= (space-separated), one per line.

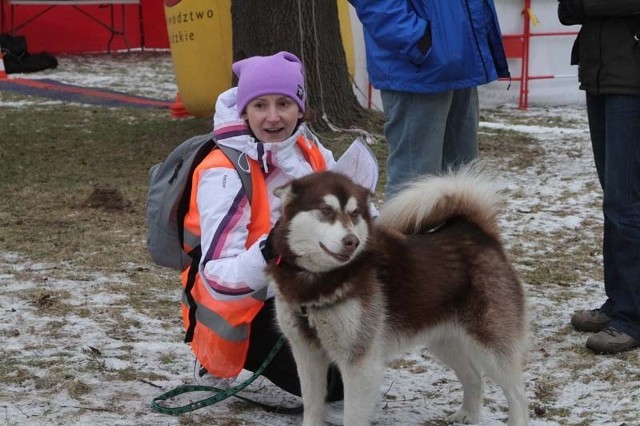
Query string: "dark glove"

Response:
xmin=558 ymin=0 xmax=586 ymax=25
xmin=260 ymin=221 xmax=279 ymax=262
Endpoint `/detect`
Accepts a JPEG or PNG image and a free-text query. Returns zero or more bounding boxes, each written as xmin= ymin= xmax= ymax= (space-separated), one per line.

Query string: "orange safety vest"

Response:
xmin=181 ymin=135 xmax=327 ymax=378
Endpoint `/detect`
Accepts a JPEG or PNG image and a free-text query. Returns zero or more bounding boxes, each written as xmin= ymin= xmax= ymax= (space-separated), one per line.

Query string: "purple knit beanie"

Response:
xmin=232 ymin=51 xmax=306 ymax=114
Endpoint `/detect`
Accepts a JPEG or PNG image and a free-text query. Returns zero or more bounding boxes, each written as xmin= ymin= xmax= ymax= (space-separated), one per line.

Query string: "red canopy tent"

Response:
xmin=0 ymin=0 xmax=169 ymax=53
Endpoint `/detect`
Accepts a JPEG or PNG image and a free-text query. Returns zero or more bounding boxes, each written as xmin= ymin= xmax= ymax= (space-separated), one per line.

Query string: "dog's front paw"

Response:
xmin=446 ymin=408 xmax=479 ymax=424
xmin=302 ymin=409 xmax=326 ymax=426
xmin=302 ymin=417 xmax=324 ymax=426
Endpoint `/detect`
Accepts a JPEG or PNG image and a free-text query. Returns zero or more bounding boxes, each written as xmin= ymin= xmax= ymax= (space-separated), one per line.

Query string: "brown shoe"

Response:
xmin=571 ymin=309 xmax=611 ymax=332
xmin=586 ymin=327 xmax=640 ymax=354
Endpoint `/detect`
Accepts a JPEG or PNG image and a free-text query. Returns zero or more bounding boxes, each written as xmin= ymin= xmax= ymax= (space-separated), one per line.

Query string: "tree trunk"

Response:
xmin=231 ymin=0 xmax=364 ymax=128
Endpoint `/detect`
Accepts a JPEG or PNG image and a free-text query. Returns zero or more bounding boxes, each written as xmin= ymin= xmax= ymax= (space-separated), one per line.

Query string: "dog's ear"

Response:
xmin=356 ymin=184 xmax=375 ymax=207
xmin=274 ymin=182 xmax=294 ymax=211
xmin=273 ymin=182 xmax=292 ymax=199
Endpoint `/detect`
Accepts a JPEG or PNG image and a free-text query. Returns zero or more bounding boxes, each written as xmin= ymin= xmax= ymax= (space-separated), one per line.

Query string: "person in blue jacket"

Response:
xmin=348 ymin=0 xmax=509 ymax=198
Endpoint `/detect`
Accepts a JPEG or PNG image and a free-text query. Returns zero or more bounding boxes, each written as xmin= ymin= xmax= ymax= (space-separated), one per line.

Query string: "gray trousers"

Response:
xmin=381 ymin=87 xmax=479 ymax=199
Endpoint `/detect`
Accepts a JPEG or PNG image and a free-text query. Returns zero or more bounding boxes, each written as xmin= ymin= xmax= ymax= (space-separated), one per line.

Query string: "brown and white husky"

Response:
xmin=266 ymin=166 xmax=529 ymax=426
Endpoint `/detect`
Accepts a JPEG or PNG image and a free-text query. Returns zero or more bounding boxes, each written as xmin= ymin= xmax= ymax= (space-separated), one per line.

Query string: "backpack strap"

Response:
xmin=218 ymin=144 xmax=253 ymax=202
xmin=183 ymin=245 xmax=201 ymax=343
xmin=177 ymin=137 xmax=218 ymax=252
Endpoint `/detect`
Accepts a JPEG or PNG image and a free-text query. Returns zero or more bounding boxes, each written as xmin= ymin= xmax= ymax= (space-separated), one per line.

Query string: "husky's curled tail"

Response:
xmin=377 ymin=163 xmax=503 ymax=241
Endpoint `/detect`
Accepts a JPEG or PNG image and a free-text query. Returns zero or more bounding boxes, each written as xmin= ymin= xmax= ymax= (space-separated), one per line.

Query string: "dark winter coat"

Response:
xmin=558 ymin=0 xmax=640 ymax=95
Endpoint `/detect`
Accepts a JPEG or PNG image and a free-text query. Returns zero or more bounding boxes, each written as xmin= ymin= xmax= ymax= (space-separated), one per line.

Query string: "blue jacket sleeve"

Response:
xmin=349 ymin=0 xmax=429 ymax=65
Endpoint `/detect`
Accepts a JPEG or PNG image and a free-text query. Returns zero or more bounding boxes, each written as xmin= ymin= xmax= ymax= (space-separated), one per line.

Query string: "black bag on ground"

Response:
xmin=0 ymin=33 xmax=58 ymax=74
xmin=6 ymin=51 xmax=59 ymax=73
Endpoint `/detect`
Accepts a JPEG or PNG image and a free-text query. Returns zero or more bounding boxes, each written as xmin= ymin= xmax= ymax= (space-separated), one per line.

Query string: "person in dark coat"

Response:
xmin=558 ymin=0 xmax=640 ymax=354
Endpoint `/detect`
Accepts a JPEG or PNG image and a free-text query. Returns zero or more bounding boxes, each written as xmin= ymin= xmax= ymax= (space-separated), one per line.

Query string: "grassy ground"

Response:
xmin=0 ymin=99 xmax=548 ymax=281
xmin=0 ymin=101 xmax=384 ymax=267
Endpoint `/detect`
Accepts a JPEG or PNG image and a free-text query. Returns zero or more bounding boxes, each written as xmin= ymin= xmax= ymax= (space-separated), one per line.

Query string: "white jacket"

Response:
xmin=197 ymin=88 xmax=336 ymax=300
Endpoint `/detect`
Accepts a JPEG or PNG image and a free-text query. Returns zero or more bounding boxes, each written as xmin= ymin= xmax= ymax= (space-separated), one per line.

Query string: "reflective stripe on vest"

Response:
xmin=181 ymin=291 xmax=249 ymax=342
xmin=181 ymin=138 xmax=326 ymax=378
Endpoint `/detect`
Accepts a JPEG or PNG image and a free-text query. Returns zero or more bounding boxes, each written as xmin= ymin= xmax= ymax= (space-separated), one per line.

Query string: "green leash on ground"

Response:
xmin=151 ymin=335 xmax=302 ymax=415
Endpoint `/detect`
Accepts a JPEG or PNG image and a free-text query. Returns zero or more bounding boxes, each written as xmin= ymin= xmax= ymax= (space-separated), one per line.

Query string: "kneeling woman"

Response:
xmin=181 ymin=51 xmax=344 ymax=408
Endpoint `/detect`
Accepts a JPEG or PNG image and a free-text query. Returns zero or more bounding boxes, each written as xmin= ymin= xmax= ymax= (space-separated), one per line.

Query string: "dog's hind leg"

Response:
xmin=429 ymin=340 xmax=483 ymax=424
xmin=484 ymin=359 xmax=529 ymax=426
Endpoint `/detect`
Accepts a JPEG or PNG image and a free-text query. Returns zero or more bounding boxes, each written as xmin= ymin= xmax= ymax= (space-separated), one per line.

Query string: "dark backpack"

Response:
xmin=0 ymin=33 xmax=58 ymax=74
xmin=146 ymin=134 xmax=252 ymax=270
